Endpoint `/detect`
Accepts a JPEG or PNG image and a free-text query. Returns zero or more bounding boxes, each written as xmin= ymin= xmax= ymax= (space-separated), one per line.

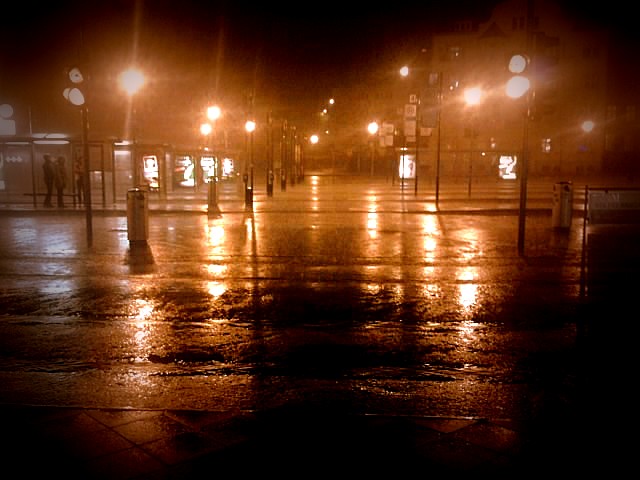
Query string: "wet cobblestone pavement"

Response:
xmin=0 ymin=176 xmax=637 ymax=476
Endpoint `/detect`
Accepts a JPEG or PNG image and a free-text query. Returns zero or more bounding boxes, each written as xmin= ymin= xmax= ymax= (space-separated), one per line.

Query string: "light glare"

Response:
xmin=207 ymin=105 xmax=221 ymax=121
xmin=464 ymin=87 xmax=483 ymax=106
xmin=120 ymin=68 xmax=145 ymax=96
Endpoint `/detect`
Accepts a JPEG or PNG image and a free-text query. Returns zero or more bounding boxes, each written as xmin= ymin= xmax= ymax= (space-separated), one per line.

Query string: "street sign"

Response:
xmin=404 ymin=104 xmax=417 ymax=118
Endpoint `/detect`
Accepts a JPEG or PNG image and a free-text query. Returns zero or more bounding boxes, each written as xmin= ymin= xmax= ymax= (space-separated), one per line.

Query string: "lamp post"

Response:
xmin=245 ymin=119 xmax=256 ymax=209
xmin=63 ymin=66 xmax=92 ymax=247
xmin=434 ymin=72 xmax=443 ymax=208
xmin=463 ymin=86 xmax=483 ymax=197
xmin=321 ymin=98 xmax=335 ymax=180
xmin=266 ymin=111 xmax=274 ymax=196
xmin=206 ymin=105 xmax=221 ymax=210
xmin=119 ymin=67 xmax=145 ymax=186
xmin=367 ymin=121 xmax=379 ymax=177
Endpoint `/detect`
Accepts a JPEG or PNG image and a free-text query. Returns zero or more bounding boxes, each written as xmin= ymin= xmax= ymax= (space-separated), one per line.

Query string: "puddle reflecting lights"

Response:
xmin=245 ymin=218 xmax=253 ymax=238
xmin=367 ymin=212 xmax=378 ymax=236
xmin=423 ymin=237 xmax=437 ymax=262
xmin=207 ymin=281 xmax=227 ymax=298
xmin=457 ymin=228 xmax=481 ymax=261
xmin=130 ymin=298 xmax=154 ymax=324
xmin=457 ymin=321 xmax=481 ymax=342
xmin=458 ymin=284 xmax=478 ymax=310
xmin=367 ymin=196 xmax=379 ymax=238
xmin=457 ymin=268 xmax=478 ymax=312
xmin=205 ymin=224 xmax=225 ymax=247
xmin=365 ymin=283 xmax=382 ymax=295
xmin=206 ymin=264 xmax=227 ymax=276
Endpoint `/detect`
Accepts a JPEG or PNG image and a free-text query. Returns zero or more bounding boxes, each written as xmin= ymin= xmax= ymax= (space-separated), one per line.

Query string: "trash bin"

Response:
xmin=127 ymin=188 xmax=149 ymax=243
xmin=552 ymin=181 xmax=573 ymax=228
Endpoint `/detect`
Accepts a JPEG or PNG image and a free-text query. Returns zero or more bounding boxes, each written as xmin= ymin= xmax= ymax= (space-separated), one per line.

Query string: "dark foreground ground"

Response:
xmin=1 ymin=176 xmax=637 ymax=477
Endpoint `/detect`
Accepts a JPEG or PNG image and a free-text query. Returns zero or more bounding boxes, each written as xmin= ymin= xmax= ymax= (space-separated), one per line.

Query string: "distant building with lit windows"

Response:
xmin=337 ymin=0 xmax=639 ymax=181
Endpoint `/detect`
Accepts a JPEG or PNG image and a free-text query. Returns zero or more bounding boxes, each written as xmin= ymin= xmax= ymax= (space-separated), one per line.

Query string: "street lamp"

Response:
xmin=207 ymin=105 xmax=221 ymax=123
xmin=399 ymin=65 xmax=421 ymax=195
xmin=367 ymin=121 xmax=379 ymax=176
xmin=119 ymin=68 xmax=145 ymax=96
xmin=119 ymin=67 xmax=145 ymax=186
xmin=245 ymin=119 xmax=256 ymax=209
xmin=463 ymin=86 xmax=483 ymax=197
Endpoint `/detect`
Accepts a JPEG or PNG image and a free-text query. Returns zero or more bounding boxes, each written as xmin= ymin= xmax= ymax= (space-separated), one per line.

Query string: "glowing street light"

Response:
xmin=207 ymin=105 xmax=221 ymax=121
xmin=200 ymin=122 xmax=212 ymax=136
xmin=119 ymin=67 xmax=145 ymax=187
xmin=119 ymin=68 xmax=145 ymax=97
xmin=463 ymin=86 xmax=483 ymax=106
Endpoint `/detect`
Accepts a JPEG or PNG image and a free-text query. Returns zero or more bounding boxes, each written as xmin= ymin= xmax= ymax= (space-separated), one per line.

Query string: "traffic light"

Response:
xmin=63 ymin=67 xmax=85 ymax=106
xmin=505 ymin=54 xmax=530 ymax=99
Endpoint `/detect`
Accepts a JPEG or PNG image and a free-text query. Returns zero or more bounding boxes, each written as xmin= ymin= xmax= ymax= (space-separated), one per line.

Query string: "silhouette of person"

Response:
xmin=42 ymin=155 xmax=55 ymax=207
xmin=55 ymin=156 xmax=67 ymax=208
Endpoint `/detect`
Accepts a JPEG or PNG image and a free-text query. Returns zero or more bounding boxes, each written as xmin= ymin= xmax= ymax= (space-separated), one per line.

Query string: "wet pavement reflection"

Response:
xmin=0 ymin=177 xmax=587 ymax=425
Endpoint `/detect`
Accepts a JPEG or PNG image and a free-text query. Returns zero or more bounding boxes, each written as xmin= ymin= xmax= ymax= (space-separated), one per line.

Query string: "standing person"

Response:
xmin=42 ymin=155 xmax=55 ymax=207
xmin=73 ymin=155 xmax=84 ymax=206
xmin=55 ymin=156 xmax=67 ymax=208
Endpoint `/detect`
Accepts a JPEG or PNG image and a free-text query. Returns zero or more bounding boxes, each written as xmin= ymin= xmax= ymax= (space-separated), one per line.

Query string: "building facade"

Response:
xmin=332 ymin=0 xmax=638 ymax=182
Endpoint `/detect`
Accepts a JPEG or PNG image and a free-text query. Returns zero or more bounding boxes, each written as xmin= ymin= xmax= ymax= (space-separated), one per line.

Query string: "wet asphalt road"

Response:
xmin=0 ymin=177 xmax=594 ymax=425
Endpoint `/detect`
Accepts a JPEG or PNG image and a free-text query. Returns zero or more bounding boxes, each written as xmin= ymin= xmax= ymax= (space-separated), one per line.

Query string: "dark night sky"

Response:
xmin=1 ymin=1 xmax=499 ymax=103
xmin=1 ymin=0 xmax=638 ymax=132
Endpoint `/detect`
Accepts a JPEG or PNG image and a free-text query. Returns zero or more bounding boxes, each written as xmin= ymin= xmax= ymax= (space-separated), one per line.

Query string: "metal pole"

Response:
xmin=370 ymin=140 xmax=374 ymax=176
xmin=266 ymin=111 xmax=274 ymax=196
xmin=81 ymin=106 xmax=93 ymax=247
xmin=517 ymin=110 xmax=529 ymax=256
xmin=435 ymin=72 xmax=442 ymax=209
xmin=414 ymin=93 xmax=419 ymax=195
xmin=467 ymin=145 xmax=473 ymax=198
xmin=249 ymin=131 xmax=254 ymax=207
xmin=517 ymin=0 xmax=535 ymax=256
xmin=207 ymin=138 xmax=220 ymax=217
xmin=28 ymin=107 xmax=37 ymax=208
